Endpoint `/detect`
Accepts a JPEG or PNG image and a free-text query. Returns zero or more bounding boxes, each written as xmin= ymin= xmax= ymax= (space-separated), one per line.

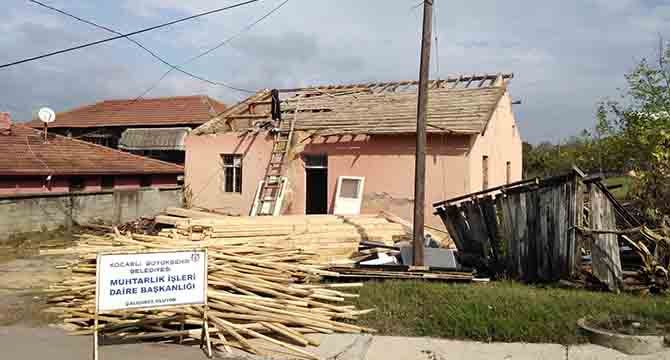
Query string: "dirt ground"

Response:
xmin=0 ymin=234 xmax=75 ymax=326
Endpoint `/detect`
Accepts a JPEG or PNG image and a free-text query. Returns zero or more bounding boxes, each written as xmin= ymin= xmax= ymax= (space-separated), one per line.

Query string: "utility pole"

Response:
xmin=413 ymin=0 xmax=433 ymax=266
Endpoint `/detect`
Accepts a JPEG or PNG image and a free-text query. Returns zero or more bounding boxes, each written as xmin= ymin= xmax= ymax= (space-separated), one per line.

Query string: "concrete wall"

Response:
xmin=185 ymin=132 xmax=274 ymax=215
xmin=0 ymin=187 xmax=182 ymax=240
xmin=467 ymin=91 xmax=523 ymax=192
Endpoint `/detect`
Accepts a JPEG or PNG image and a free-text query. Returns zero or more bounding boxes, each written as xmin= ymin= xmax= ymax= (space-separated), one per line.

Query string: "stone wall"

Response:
xmin=0 ymin=187 xmax=182 ymax=240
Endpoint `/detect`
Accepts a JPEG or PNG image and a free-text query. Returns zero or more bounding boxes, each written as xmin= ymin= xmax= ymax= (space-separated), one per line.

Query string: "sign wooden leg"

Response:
xmin=93 ymin=310 xmax=99 ymax=360
xmin=202 ymin=305 xmax=212 ymax=358
xmin=179 ymin=312 xmax=185 ymax=344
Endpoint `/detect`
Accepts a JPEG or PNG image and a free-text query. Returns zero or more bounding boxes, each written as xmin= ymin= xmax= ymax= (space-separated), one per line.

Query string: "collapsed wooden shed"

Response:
xmin=433 ymin=169 xmax=625 ymax=291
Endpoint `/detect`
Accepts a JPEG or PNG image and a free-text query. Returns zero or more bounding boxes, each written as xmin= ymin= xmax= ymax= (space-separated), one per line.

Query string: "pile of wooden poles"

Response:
xmin=41 ymin=231 xmax=375 ymax=359
xmin=155 ymin=207 xmax=409 ymax=263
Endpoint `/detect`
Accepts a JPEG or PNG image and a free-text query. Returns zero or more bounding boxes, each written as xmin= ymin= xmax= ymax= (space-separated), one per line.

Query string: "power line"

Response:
xmin=27 ymin=0 xmax=254 ymax=93
xmin=135 ymin=0 xmax=290 ymax=100
xmin=1 ymin=0 xmax=261 ymax=70
xmin=433 ymin=3 xmax=440 ymax=78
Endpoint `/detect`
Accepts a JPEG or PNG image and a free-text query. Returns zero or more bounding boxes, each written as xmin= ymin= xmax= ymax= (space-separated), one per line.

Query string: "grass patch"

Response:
xmin=351 ymin=281 xmax=670 ymax=344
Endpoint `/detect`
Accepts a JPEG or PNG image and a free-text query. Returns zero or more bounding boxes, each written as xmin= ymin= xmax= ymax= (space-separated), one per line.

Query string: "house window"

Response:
xmin=482 ymin=155 xmax=489 ymax=190
xmin=69 ymin=176 xmax=85 ymax=192
xmin=506 ymin=161 xmax=512 ymax=184
xmin=222 ymin=154 xmax=242 ymax=193
xmin=140 ymin=175 xmax=152 ymax=188
xmin=102 ymin=176 xmax=115 ymax=190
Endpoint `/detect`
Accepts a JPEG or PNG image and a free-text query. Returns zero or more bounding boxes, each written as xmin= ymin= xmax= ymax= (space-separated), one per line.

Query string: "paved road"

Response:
xmin=2 ymin=326 xmax=669 ymax=360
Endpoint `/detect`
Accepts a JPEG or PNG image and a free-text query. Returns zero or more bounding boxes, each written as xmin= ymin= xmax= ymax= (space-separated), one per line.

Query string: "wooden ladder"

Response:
xmin=254 ymin=111 xmax=295 ymax=216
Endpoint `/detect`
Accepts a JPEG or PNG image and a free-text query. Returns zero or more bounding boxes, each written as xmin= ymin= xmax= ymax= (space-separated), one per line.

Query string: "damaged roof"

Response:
xmin=0 ymin=124 xmax=183 ymax=176
xmin=26 ymin=95 xmax=226 ymax=129
xmin=193 ymin=73 xmax=513 ymax=136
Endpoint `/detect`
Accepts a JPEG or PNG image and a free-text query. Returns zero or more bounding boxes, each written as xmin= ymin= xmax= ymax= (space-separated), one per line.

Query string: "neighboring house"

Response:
xmin=26 ymin=95 xmax=226 ymax=164
xmin=186 ymin=73 xmax=522 ymax=228
xmin=0 ymin=113 xmax=183 ymax=194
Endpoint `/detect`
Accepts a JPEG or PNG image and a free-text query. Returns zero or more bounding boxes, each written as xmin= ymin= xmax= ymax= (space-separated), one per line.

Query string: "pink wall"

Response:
xmin=467 ymin=91 xmax=523 ymax=192
xmin=0 ymin=176 xmax=69 ymax=194
xmin=114 ymin=176 xmax=141 ymax=190
xmin=84 ymin=176 xmax=101 ymax=192
xmin=0 ymin=174 xmax=178 ymax=195
xmin=287 ymin=134 xmax=470 ymax=228
xmin=185 ymin=132 xmax=274 ymax=215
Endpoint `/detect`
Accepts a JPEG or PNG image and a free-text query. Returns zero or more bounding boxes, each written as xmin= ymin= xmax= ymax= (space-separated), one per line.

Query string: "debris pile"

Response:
xmin=155 ymin=207 xmax=409 ymax=263
xmin=433 ymin=167 xmax=670 ymax=294
xmin=41 ymin=232 xmax=374 ymax=359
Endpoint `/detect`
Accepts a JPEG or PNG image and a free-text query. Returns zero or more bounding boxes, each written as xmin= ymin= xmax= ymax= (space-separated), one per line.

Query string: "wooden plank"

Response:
xmin=589 ymin=185 xmax=623 ymax=292
xmin=495 ymin=193 xmax=513 ymax=274
xmin=462 ymin=200 xmax=490 ymax=257
xmin=569 ymin=175 xmax=583 ymax=277
xmin=524 ymin=190 xmax=538 ymax=282
xmin=516 ymin=192 xmax=528 ymax=280
xmin=500 ymin=192 xmax=520 ymax=278
xmin=535 ymin=187 xmax=551 ymax=281
xmin=436 ymin=208 xmax=464 ymax=250
xmin=480 ymin=196 xmax=500 ymax=265
xmin=445 ymin=205 xmax=470 ymax=252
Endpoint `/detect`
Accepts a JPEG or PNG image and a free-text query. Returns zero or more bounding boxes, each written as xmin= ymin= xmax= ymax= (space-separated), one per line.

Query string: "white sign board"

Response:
xmin=96 ymin=249 xmax=207 ymax=313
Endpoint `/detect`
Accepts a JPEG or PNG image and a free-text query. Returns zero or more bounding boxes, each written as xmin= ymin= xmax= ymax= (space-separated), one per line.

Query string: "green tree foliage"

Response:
xmin=522 ymin=131 xmax=626 ymax=179
xmin=598 ymin=45 xmax=670 ymax=223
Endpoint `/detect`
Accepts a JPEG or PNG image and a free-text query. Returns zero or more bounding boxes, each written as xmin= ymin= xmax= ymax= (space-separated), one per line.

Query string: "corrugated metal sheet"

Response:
xmin=119 ymin=127 xmax=191 ymax=151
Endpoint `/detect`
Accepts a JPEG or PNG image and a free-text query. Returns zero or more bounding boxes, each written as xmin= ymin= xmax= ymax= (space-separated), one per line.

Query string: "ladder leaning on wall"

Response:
xmin=251 ymin=98 xmax=297 ymax=216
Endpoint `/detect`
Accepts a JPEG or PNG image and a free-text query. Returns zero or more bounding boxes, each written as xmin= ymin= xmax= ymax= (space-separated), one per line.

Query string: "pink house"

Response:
xmin=0 ymin=113 xmax=183 ymax=195
xmin=186 ymin=74 xmax=522 ymax=228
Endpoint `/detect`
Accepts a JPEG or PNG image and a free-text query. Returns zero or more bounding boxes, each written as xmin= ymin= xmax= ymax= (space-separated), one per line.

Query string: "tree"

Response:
xmin=598 ymin=43 xmax=670 ymax=223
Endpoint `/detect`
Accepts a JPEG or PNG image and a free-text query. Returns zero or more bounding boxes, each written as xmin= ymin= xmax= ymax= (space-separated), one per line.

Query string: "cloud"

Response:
xmin=2 ymin=0 xmax=670 ymax=143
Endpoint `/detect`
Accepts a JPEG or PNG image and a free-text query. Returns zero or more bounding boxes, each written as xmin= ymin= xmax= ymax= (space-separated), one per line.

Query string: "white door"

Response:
xmin=333 ymin=176 xmax=365 ymax=215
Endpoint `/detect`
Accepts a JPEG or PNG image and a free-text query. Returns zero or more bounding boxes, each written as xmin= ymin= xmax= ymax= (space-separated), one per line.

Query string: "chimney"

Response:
xmin=0 ymin=112 xmax=11 ymax=131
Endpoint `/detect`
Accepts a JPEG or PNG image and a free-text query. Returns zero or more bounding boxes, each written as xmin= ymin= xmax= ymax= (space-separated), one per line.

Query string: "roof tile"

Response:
xmin=26 ymin=95 xmax=226 ymax=128
xmin=0 ymin=124 xmax=183 ymax=175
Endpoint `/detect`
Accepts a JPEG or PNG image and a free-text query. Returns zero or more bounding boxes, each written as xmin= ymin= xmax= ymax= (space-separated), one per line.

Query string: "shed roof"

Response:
xmin=193 ymin=73 xmax=513 ymax=136
xmin=0 ymin=124 xmax=183 ymax=176
xmin=119 ymin=127 xmax=191 ymax=151
xmin=26 ymin=95 xmax=226 ymax=129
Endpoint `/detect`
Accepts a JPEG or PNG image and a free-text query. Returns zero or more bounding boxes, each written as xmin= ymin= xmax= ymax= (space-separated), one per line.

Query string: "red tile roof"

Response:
xmin=0 ymin=124 xmax=184 ymax=176
xmin=26 ymin=95 xmax=226 ymax=129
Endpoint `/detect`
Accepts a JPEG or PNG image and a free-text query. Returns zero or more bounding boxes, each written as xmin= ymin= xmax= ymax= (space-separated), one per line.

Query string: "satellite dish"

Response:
xmin=38 ymin=107 xmax=56 ymax=123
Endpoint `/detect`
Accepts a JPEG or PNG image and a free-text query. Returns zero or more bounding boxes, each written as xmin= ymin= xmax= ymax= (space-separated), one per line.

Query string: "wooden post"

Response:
xmin=202 ymin=305 xmax=212 ymax=358
xmin=93 ymin=255 xmax=100 ymax=360
xmin=413 ymin=0 xmax=434 ymax=266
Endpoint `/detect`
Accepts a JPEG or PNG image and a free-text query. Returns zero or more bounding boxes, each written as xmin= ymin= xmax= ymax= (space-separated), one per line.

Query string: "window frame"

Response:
xmin=221 ymin=154 xmax=243 ymax=193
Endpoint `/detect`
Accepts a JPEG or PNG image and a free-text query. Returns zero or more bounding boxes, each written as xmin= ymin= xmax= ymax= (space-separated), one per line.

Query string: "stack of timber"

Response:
xmin=155 ymin=207 xmax=410 ymax=263
xmin=326 ymin=265 xmax=473 ymax=281
xmin=41 ymin=232 xmax=374 ymax=359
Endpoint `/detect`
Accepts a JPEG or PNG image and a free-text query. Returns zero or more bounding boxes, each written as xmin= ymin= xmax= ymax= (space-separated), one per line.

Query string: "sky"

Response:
xmin=1 ymin=0 xmax=669 ymax=143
